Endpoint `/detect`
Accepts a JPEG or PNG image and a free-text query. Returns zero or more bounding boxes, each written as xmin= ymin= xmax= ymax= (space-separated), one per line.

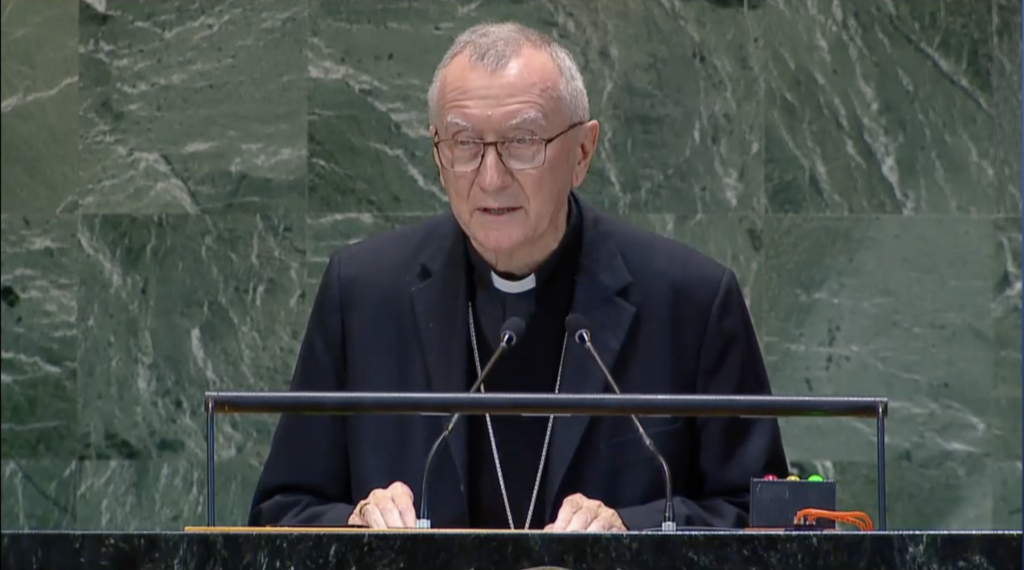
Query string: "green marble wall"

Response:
xmin=1 ymin=0 xmax=1020 ymax=531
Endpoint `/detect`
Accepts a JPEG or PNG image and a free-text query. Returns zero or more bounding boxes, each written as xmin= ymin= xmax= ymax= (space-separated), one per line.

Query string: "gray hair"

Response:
xmin=427 ymin=21 xmax=590 ymax=126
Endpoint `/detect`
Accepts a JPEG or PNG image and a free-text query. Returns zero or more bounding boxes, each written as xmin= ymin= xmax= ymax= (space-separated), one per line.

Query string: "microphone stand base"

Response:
xmin=415 ymin=519 xmax=431 ymax=529
xmin=660 ymin=521 xmax=677 ymax=532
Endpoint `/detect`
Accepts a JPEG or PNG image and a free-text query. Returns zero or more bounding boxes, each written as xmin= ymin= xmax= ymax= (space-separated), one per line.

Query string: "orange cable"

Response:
xmin=794 ymin=508 xmax=874 ymax=531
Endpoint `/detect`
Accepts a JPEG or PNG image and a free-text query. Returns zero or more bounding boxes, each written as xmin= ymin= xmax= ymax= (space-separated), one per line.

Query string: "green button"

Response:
xmin=807 ymin=474 xmax=824 ymax=482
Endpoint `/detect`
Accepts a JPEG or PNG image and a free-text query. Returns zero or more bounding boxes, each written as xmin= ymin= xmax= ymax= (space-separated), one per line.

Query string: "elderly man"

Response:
xmin=249 ymin=21 xmax=788 ymax=531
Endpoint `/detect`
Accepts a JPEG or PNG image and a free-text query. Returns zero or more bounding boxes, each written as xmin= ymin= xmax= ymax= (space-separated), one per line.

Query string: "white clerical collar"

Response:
xmin=491 ymin=271 xmax=536 ymax=294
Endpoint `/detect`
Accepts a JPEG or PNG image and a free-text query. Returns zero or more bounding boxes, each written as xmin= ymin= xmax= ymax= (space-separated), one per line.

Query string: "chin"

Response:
xmin=469 ymin=228 xmax=528 ymax=256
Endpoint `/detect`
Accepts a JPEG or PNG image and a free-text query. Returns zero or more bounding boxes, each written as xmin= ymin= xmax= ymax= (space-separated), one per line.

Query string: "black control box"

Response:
xmin=749 ymin=477 xmax=838 ymax=529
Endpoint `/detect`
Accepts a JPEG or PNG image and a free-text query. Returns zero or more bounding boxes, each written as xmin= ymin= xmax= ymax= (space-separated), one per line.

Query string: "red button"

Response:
xmin=763 ymin=474 xmax=778 ymax=480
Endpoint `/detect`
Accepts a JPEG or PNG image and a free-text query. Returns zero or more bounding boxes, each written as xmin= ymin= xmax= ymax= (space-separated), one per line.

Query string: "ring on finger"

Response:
xmin=356 ymin=500 xmax=371 ymax=520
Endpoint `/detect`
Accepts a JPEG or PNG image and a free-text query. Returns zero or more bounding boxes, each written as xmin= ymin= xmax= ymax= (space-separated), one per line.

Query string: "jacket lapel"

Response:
xmin=410 ymin=214 xmax=470 ymax=523
xmin=544 ymin=203 xmax=636 ymax=518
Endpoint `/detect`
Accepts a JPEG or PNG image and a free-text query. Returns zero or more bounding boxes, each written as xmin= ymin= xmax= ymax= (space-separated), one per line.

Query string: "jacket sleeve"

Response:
xmin=616 ymin=268 xmax=790 ymax=530
xmin=247 ymin=251 xmax=356 ymax=526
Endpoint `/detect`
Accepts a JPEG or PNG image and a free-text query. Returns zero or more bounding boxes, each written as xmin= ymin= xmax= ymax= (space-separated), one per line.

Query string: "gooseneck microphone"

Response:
xmin=564 ymin=313 xmax=677 ymax=532
xmin=416 ymin=316 xmax=527 ymax=528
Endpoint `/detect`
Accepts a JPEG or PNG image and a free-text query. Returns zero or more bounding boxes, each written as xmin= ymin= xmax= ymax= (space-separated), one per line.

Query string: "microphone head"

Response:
xmin=565 ymin=313 xmax=591 ymax=345
xmin=499 ymin=317 xmax=527 ymax=347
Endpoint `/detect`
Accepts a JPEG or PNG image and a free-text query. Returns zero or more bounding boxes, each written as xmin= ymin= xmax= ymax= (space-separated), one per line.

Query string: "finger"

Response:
xmin=375 ymin=494 xmax=407 ymax=528
xmin=550 ymin=494 xmax=584 ymax=530
xmin=347 ymin=511 xmax=361 ymax=526
xmin=360 ymin=504 xmax=388 ymax=529
xmin=564 ymin=505 xmax=599 ymax=531
xmin=586 ymin=511 xmax=623 ymax=532
xmin=367 ymin=488 xmax=405 ymax=528
xmin=348 ymin=502 xmax=369 ymax=526
xmin=385 ymin=482 xmax=417 ymax=527
xmin=392 ymin=489 xmax=418 ymax=527
xmin=389 ymin=481 xmax=415 ymax=501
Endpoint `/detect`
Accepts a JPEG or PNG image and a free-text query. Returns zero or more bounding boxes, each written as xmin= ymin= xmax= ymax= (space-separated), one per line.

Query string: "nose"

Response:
xmin=476 ymin=144 xmax=510 ymax=192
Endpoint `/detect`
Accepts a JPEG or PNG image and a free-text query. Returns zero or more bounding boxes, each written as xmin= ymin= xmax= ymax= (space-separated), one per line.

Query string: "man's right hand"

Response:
xmin=347 ymin=481 xmax=418 ymax=528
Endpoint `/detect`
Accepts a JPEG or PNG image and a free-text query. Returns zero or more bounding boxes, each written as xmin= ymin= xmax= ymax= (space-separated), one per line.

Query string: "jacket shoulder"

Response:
xmin=593 ymin=211 xmax=733 ymax=295
xmin=318 ymin=213 xmax=453 ymax=294
xmin=327 ymin=213 xmax=450 ymax=270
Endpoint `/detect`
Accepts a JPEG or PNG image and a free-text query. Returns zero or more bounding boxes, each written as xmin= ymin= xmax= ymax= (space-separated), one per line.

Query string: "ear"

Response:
xmin=572 ymin=120 xmax=600 ymax=188
xmin=429 ymin=124 xmax=444 ymax=187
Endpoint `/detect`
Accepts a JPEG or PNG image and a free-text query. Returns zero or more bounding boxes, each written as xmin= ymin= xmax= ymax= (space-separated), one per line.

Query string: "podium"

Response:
xmin=3 ymin=391 xmax=1020 ymax=569
xmin=202 ymin=390 xmax=893 ymax=529
xmin=1 ymin=529 xmax=1020 ymax=569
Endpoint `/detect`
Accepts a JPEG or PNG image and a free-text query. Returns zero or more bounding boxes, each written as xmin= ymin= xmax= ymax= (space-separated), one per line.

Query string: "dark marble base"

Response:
xmin=1 ymin=530 xmax=1020 ymax=570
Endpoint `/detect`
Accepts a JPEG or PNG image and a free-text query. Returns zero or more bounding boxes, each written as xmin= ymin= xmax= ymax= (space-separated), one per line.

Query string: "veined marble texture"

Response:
xmin=1 ymin=0 xmax=1020 ymax=531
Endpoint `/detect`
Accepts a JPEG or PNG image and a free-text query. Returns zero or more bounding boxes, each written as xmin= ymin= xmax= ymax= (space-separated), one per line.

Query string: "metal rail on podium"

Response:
xmin=203 ymin=392 xmax=889 ymax=529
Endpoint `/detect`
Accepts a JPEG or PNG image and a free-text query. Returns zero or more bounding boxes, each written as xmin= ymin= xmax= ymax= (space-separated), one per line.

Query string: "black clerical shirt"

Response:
xmin=465 ymin=197 xmax=583 ymax=529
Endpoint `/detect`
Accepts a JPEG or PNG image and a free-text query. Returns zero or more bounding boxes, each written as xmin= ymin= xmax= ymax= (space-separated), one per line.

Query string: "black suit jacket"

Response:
xmin=248 ymin=196 xmax=789 ymax=530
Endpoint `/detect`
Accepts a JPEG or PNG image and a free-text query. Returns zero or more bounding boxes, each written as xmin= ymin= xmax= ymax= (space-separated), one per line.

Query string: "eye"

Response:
xmin=508 ymin=135 xmax=535 ymax=146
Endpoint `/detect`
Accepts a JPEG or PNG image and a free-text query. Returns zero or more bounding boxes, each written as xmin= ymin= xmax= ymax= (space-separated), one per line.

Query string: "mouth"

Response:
xmin=479 ymin=207 xmax=521 ymax=216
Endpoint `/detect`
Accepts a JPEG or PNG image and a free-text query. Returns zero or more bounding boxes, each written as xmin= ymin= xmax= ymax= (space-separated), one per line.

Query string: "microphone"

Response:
xmin=564 ymin=313 xmax=677 ymax=532
xmin=416 ymin=316 xmax=527 ymax=528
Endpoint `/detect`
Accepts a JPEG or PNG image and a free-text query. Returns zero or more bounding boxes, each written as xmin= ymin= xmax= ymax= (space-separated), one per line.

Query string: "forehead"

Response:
xmin=435 ymin=48 xmax=565 ymax=129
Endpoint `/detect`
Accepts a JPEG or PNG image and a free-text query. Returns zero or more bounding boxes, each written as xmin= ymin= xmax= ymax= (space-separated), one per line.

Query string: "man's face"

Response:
xmin=430 ymin=48 xmax=598 ymax=270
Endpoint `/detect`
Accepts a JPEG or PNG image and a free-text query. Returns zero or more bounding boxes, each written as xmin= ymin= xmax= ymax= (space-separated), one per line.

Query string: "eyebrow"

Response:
xmin=444 ymin=116 xmax=473 ymax=130
xmin=504 ymin=112 xmax=545 ymax=129
xmin=443 ymin=112 xmax=547 ymax=132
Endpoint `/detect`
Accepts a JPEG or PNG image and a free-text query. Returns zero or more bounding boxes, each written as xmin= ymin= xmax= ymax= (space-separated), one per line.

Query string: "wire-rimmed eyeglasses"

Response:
xmin=433 ymin=121 xmax=585 ymax=172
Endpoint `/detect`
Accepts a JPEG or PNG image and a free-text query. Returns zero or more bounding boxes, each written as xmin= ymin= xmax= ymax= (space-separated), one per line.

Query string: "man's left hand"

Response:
xmin=544 ymin=493 xmax=626 ymax=531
